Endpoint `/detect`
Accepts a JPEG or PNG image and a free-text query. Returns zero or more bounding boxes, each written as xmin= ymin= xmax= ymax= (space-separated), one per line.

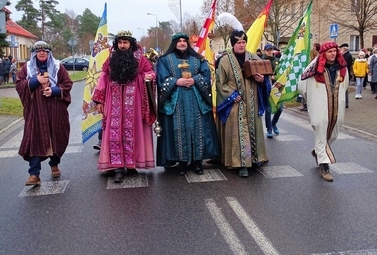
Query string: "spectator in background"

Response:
xmin=10 ymin=58 xmax=17 ymax=84
xmin=2 ymin=55 xmax=11 ymax=84
xmin=362 ymin=48 xmax=371 ymax=90
xmin=0 ymin=59 xmax=4 ymax=85
xmin=352 ymin=51 xmax=368 ymax=99
xmin=339 ymin=43 xmax=352 ymax=108
xmin=263 ymin=44 xmax=282 ymax=139
xmin=256 ymin=48 xmax=263 ymax=58
xmin=368 ymin=47 xmax=377 ymax=98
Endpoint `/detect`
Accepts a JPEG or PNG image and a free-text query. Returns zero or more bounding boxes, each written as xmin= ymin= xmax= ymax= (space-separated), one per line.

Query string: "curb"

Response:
xmin=285 ymin=107 xmax=377 ymax=139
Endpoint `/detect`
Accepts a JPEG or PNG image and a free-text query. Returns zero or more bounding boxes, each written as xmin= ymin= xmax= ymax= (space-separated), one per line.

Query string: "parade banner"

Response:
xmin=270 ymin=0 xmax=312 ymax=113
xmin=81 ymin=3 xmax=110 ymax=143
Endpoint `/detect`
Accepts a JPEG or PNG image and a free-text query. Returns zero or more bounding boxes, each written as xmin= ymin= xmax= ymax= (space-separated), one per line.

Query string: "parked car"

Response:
xmin=61 ymin=57 xmax=89 ymax=71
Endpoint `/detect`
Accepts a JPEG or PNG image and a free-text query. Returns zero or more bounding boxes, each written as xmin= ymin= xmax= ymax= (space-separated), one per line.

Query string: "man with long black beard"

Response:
xmin=92 ymin=30 xmax=156 ymax=183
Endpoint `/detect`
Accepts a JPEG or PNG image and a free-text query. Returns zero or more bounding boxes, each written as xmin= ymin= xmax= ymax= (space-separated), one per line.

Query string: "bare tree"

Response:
xmin=317 ymin=0 xmax=377 ymax=48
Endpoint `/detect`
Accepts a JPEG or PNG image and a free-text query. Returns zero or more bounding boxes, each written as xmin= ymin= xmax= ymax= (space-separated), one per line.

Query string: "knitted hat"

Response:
xmin=230 ymin=30 xmax=247 ymax=47
xmin=31 ymin=41 xmax=52 ymax=52
xmin=319 ymin=41 xmax=338 ymax=53
xmin=358 ymin=51 xmax=365 ymax=56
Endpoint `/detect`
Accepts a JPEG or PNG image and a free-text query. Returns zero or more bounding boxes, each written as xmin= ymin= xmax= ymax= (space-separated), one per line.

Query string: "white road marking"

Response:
xmin=258 ymin=165 xmax=304 ymax=178
xmin=205 ymin=198 xmax=248 ymax=255
xmin=312 ymin=249 xmax=377 ymax=255
xmin=185 ymin=168 xmax=227 ymax=183
xmin=331 ymin=162 xmax=374 ymax=174
xmin=226 ymin=197 xmax=280 ymax=255
xmin=106 ymin=174 xmax=148 ymax=189
xmin=19 ymin=180 xmax=69 ymax=197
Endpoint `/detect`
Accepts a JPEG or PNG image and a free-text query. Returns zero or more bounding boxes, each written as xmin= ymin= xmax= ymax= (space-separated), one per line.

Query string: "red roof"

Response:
xmin=6 ymin=19 xmax=38 ymax=39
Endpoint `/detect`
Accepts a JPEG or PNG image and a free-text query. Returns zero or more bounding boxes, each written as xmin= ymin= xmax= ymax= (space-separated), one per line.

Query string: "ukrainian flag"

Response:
xmin=81 ymin=3 xmax=110 ymax=143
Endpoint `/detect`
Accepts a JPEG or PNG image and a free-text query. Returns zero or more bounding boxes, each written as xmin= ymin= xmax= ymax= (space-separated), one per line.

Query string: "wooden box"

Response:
xmin=243 ymin=60 xmax=273 ymax=78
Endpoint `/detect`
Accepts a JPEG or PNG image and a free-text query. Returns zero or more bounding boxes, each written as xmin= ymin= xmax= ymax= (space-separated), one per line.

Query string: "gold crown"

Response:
xmin=117 ymin=30 xmax=132 ymax=37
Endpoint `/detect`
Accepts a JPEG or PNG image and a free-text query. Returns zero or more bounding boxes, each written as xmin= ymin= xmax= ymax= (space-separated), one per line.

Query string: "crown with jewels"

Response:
xmin=117 ymin=30 xmax=133 ymax=37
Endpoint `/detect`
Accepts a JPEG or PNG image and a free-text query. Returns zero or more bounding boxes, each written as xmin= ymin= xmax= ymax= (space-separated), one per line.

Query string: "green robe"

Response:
xmin=156 ymin=53 xmax=220 ymax=165
xmin=216 ymin=51 xmax=268 ymax=168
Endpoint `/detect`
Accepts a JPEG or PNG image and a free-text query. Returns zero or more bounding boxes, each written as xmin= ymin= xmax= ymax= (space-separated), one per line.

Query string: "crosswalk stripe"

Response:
xmin=205 ymin=198 xmax=248 ymax=255
xmin=226 ymin=197 xmax=280 ymax=255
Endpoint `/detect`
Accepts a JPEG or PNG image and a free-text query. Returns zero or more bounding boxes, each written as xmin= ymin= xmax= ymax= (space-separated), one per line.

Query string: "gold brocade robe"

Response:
xmin=216 ymin=51 xmax=268 ymax=168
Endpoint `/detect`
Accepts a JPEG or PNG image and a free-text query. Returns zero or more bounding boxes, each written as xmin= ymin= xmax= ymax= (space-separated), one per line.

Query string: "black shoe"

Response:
xmin=193 ymin=161 xmax=204 ymax=175
xmin=114 ymin=172 xmax=125 ymax=183
xmin=238 ymin=167 xmax=249 ymax=177
xmin=178 ymin=162 xmax=188 ymax=176
xmin=207 ymin=157 xmax=221 ymax=165
xmin=311 ymin=150 xmax=318 ymax=165
xmin=93 ymin=140 xmax=101 ymax=150
xmin=164 ymin=161 xmax=178 ymax=170
xmin=125 ymin=168 xmax=138 ymax=176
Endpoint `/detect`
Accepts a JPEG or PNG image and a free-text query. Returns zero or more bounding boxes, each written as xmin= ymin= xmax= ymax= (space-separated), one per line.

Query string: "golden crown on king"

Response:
xmin=117 ymin=30 xmax=132 ymax=37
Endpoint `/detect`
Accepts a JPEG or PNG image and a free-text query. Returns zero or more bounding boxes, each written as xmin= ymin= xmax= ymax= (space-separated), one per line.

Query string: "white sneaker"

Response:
xmin=355 ymin=94 xmax=359 ymax=99
xmin=359 ymin=94 xmax=362 ymax=99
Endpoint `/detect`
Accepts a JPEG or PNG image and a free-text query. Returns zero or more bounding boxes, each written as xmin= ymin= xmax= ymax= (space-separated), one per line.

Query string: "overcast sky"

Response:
xmin=7 ymin=0 xmax=205 ymax=40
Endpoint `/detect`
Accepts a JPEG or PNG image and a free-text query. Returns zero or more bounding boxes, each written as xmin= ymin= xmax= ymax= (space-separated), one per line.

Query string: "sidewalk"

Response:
xmin=1 ymin=84 xmax=376 ymax=137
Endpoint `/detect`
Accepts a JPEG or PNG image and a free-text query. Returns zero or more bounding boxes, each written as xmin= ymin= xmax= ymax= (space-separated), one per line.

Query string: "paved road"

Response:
xmin=1 ymin=81 xmax=377 ymax=254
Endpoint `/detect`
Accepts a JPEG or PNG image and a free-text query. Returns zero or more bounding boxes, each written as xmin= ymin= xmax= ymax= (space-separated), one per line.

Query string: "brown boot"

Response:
xmin=25 ymin=175 xmax=41 ymax=186
xmin=51 ymin=166 xmax=61 ymax=178
xmin=320 ymin=163 xmax=333 ymax=182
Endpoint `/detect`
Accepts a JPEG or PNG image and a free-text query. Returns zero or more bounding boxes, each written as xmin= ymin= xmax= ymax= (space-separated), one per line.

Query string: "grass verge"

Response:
xmin=0 ymin=72 xmax=88 ymax=116
xmin=0 ymin=98 xmax=23 ymax=116
xmin=69 ymin=71 xmax=88 ymax=82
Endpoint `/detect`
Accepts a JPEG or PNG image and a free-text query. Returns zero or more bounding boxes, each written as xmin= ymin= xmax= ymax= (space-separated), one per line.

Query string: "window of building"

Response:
xmin=350 ymin=35 xmax=360 ymax=51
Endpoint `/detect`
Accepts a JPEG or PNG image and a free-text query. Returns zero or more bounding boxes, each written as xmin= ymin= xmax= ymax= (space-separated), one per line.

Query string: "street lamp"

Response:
xmin=147 ymin=13 xmax=158 ymax=51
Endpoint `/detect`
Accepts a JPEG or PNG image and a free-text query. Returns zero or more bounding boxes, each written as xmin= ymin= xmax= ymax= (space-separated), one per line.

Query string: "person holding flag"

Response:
xmin=263 ymin=44 xmax=283 ymax=138
xmin=298 ymin=42 xmax=348 ymax=182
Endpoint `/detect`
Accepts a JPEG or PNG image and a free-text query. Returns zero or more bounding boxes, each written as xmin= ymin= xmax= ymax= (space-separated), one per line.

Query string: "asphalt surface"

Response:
xmin=1 ymin=83 xmax=376 ymax=138
xmin=1 ymin=82 xmax=377 ymax=255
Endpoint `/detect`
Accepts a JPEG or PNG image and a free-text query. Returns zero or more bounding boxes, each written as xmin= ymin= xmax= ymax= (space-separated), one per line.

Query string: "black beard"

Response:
xmin=110 ymin=49 xmax=138 ymax=84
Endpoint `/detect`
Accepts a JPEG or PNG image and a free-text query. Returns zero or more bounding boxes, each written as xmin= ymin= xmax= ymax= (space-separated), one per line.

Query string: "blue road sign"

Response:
xmin=330 ymin=24 xmax=338 ymax=39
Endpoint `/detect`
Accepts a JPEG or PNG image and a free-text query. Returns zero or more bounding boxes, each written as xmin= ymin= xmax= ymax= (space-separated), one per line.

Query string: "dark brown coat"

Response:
xmin=16 ymin=64 xmax=73 ymax=160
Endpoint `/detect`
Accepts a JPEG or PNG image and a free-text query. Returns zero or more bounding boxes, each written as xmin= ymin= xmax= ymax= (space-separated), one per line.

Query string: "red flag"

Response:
xmin=194 ymin=0 xmax=216 ymax=54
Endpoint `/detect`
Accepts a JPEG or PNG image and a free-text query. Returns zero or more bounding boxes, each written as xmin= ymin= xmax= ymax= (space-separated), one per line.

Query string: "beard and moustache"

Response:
xmin=110 ymin=48 xmax=139 ymax=84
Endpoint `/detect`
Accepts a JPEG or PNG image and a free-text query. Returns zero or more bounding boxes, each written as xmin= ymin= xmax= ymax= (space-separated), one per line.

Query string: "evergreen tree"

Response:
xmin=15 ymin=0 xmax=40 ymax=38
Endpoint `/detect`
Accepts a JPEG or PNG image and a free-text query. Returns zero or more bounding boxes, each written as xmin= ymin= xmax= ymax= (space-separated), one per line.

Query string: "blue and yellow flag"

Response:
xmin=81 ymin=3 xmax=110 ymax=143
xmin=270 ymin=0 xmax=312 ymax=113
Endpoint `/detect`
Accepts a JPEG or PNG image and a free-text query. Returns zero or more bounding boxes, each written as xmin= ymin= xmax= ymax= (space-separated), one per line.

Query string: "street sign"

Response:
xmin=330 ymin=24 xmax=338 ymax=39
xmin=0 ymin=1 xmax=8 ymax=9
xmin=0 ymin=11 xmax=5 ymax=34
